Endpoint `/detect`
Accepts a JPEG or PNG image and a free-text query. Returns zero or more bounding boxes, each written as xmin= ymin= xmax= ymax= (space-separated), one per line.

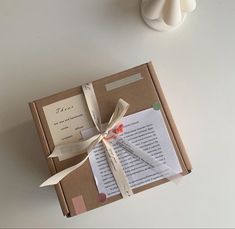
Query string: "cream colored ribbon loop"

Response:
xmin=48 ymin=134 xmax=100 ymax=159
xmin=106 ymin=98 xmax=129 ymax=131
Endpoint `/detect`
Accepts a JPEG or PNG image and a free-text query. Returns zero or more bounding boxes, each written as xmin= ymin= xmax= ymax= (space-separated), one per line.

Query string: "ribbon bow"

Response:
xmin=40 ymin=83 xmax=133 ymax=198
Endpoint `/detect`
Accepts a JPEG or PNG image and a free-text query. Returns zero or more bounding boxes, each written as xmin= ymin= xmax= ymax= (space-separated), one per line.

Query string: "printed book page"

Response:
xmin=83 ymin=108 xmax=182 ymax=197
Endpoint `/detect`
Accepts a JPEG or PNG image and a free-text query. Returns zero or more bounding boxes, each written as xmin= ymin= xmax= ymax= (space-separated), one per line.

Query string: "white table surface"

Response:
xmin=0 ymin=0 xmax=235 ymax=228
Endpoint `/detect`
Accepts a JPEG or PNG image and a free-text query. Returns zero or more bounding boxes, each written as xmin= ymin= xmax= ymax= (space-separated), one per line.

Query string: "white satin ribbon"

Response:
xmin=41 ymin=83 xmax=133 ymax=198
xmin=40 ymin=82 xmax=181 ymax=198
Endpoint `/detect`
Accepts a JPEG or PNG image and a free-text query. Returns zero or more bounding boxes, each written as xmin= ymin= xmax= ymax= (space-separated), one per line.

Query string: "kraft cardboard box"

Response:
xmin=29 ymin=62 xmax=192 ymax=217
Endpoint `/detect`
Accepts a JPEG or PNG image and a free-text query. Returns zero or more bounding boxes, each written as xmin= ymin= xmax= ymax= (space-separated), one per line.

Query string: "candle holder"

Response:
xmin=140 ymin=0 xmax=196 ymax=32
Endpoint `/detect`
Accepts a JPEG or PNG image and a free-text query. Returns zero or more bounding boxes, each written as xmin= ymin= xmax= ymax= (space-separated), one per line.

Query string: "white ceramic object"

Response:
xmin=140 ymin=0 xmax=196 ymax=31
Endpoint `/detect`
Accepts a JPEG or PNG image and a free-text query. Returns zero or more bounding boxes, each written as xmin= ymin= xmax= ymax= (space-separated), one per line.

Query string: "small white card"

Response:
xmin=85 ymin=108 xmax=182 ymax=197
xmin=43 ymin=94 xmax=94 ymax=146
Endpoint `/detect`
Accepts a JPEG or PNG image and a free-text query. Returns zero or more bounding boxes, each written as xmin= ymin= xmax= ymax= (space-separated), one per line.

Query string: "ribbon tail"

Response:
xmin=41 ymin=132 xmax=103 ymax=187
xmin=102 ymin=139 xmax=133 ymax=198
xmin=40 ymin=154 xmax=89 ymax=187
xmin=41 ymin=134 xmax=102 ymax=187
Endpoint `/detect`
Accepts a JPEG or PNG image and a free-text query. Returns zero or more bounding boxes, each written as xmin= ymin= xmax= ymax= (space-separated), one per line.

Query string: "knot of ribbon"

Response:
xmin=40 ymin=83 xmax=133 ymax=198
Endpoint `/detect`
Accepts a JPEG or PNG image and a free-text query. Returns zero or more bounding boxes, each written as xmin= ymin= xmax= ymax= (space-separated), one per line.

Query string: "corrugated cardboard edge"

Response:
xmin=29 ymin=102 xmax=70 ymax=216
xmin=147 ymin=62 xmax=192 ymax=172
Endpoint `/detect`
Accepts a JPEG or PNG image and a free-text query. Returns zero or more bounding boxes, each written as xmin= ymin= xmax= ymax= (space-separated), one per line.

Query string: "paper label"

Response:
xmin=43 ymin=94 xmax=94 ymax=146
xmin=84 ymin=108 xmax=182 ymax=197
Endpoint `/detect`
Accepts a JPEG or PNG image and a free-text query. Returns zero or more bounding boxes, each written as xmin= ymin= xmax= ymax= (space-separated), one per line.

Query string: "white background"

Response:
xmin=0 ymin=0 xmax=234 ymax=228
